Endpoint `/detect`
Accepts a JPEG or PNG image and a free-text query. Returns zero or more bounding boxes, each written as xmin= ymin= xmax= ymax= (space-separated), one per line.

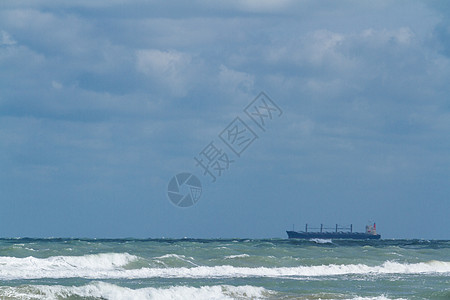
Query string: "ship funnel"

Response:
xmin=365 ymin=222 xmax=377 ymax=235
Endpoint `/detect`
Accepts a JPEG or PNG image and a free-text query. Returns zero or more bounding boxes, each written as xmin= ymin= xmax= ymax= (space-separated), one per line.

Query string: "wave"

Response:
xmin=154 ymin=254 xmax=194 ymax=260
xmin=224 ymin=254 xmax=250 ymax=259
xmin=0 ymin=253 xmax=448 ymax=280
xmin=0 ymin=282 xmax=270 ymax=300
xmin=0 ymin=253 xmax=138 ymax=280
xmin=0 ymin=282 xmax=407 ymax=300
xmin=350 ymin=297 xmax=407 ymax=300
xmin=0 ymin=252 xmax=137 ymax=269
xmin=310 ymin=238 xmax=333 ymax=244
xmin=152 ymin=253 xmax=199 ymax=266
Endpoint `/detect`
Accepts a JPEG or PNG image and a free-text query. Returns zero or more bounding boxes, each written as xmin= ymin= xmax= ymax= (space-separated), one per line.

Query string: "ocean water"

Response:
xmin=0 ymin=238 xmax=448 ymax=299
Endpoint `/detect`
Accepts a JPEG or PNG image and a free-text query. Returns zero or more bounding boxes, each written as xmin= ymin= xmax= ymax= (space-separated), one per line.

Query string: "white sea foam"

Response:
xmin=153 ymin=253 xmax=199 ymax=266
xmin=310 ymin=238 xmax=333 ymax=244
xmin=349 ymin=297 xmax=407 ymax=300
xmin=0 ymin=253 xmax=449 ymax=280
xmin=155 ymin=254 xmax=194 ymax=260
xmin=0 ymin=253 xmax=138 ymax=279
xmin=0 ymin=283 xmax=410 ymax=300
xmin=0 ymin=282 xmax=270 ymax=300
xmin=224 ymin=254 xmax=250 ymax=259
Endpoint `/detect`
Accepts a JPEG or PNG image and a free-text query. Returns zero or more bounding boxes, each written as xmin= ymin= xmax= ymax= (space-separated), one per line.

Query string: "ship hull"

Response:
xmin=286 ymin=231 xmax=381 ymax=240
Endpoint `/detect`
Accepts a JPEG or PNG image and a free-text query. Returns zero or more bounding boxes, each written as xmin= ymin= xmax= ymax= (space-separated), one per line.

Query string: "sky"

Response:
xmin=1 ymin=0 xmax=449 ymax=239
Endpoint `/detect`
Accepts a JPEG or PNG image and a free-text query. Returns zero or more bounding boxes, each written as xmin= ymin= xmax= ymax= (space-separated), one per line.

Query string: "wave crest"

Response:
xmin=0 ymin=282 xmax=270 ymax=300
xmin=0 ymin=253 xmax=448 ymax=280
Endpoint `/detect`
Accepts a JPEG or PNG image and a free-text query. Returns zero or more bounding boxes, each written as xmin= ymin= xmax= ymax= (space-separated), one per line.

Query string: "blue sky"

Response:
xmin=1 ymin=0 xmax=449 ymax=239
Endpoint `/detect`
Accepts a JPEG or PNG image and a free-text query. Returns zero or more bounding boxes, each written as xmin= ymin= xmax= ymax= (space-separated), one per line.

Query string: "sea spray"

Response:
xmin=0 ymin=238 xmax=448 ymax=299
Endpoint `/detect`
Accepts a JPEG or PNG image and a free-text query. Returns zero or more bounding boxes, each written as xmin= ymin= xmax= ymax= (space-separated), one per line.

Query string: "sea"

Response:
xmin=0 ymin=238 xmax=448 ymax=299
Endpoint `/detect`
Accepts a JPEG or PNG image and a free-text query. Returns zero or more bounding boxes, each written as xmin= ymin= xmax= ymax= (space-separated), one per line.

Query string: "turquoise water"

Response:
xmin=0 ymin=238 xmax=449 ymax=299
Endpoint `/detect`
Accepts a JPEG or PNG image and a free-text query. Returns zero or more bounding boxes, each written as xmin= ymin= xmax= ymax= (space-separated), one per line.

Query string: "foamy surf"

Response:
xmin=0 ymin=282 xmax=271 ymax=300
xmin=349 ymin=297 xmax=407 ymax=300
xmin=0 ymin=253 xmax=448 ymax=280
xmin=224 ymin=254 xmax=250 ymax=259
xmin=152 ymin=253 xmax=199 ymax=267
xmin=0 ymin=283 xmax=409 ymax=300
xmin=0 ymin=252 xmax=137 ymax=269
xmin=310 ymin=238 xmax=333 ymax=244
xmin=0 ymin=239 xmax=448 ymax=299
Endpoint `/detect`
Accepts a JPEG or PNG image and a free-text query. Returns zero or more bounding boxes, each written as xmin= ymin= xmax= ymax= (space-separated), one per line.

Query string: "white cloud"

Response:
xmin=51 ymin=80 xmax=62 ymax=89
xmin=218 ymin=65 xmax=254 ymax=94
xmin=0 ymin=30 xmax=16 ymax=46
xmin=136 ymin=49 xmax=193 ymax=97
xmin=263 ymin=29 xmax=352 ymax=72
xmin=307 ymin=30 xmax=345 ymax=64
xmin=233 ymin=0 xmax=294 ymax=13
xmin=362 ymin=27 xmax=414 ymax=45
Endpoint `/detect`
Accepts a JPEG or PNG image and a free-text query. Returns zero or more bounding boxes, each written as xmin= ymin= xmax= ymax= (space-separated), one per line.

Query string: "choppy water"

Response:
xmin=0 ymin=238 xmax=448 ymax=299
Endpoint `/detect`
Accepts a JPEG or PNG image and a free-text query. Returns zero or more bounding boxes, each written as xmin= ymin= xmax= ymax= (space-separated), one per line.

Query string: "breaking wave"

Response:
xmin=0 ymin=283 xmax=410 ymax=300
xmin=310 ymin=238 xmax=333 ymax=244
xmin=0 ymin=282 xmax=270 ymax=300
xmin=349 ymin=297 xmax=407 ymax=300
xmin=224 ymin=254 xmax=250 ymax=259
xmin=0 ymin=253 xmax=449 ymax=280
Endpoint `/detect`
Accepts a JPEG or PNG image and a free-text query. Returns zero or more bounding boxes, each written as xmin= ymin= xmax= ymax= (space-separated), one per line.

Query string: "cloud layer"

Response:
xmin=0 ymin=0 xmax=449 ymax=238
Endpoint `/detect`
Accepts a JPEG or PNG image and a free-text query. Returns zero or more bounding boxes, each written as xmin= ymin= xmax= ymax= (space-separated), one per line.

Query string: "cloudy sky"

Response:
xmin=1 ymin=0 xmax=449 ymax=239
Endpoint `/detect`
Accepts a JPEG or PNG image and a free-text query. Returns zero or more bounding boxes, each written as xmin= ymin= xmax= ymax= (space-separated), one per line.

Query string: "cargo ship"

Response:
xmin=287 ymin=223 xmax=381 ymax=240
